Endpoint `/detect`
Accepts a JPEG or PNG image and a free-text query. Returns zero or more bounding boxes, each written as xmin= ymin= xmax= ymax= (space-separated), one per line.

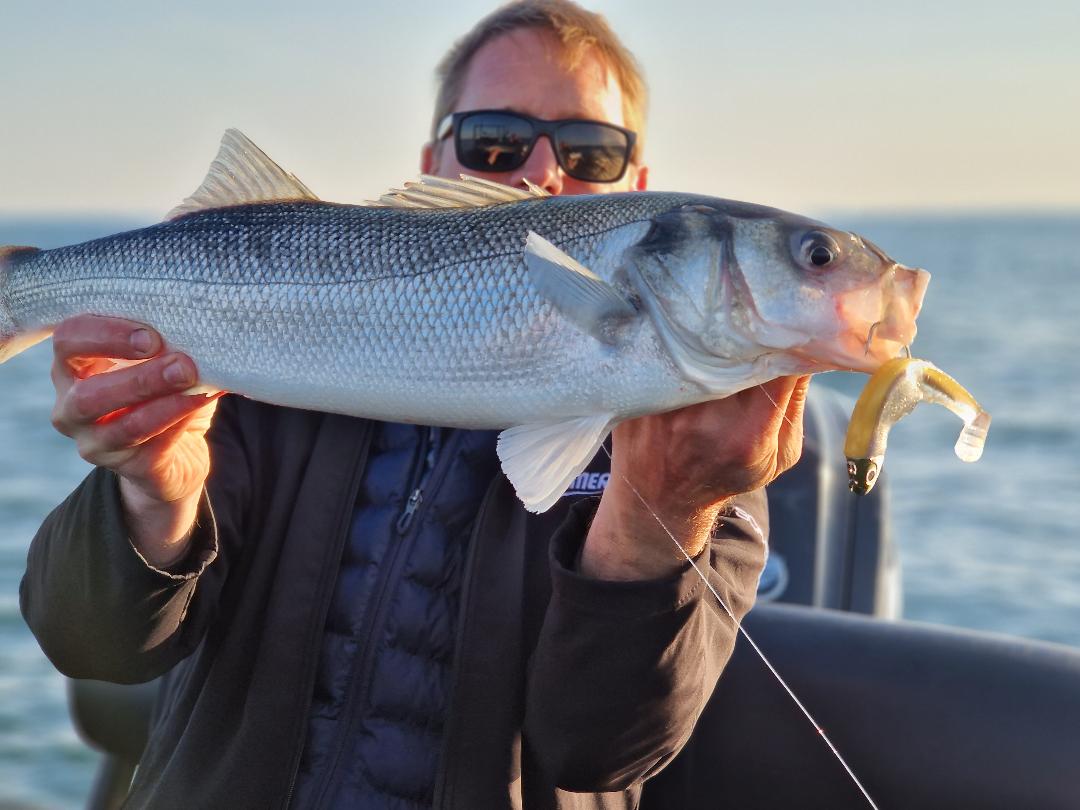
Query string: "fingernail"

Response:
xmin=130 ymin=329 xmax=154 ymax=355
xmin=164 ymin=359 xmax=193 ymax=387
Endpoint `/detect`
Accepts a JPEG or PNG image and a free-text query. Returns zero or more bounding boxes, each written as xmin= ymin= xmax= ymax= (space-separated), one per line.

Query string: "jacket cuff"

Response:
xmin=95 ymin=470 xmax=219 ymax=581
xmin=548 ymin=497 xmax=707 ymax=618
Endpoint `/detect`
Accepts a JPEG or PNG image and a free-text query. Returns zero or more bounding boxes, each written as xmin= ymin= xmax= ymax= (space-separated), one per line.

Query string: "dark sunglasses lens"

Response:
xmin=555 ymin=123 xmax=630 ymax=182
xmin=456 ymin=113 xmax=534 ymax=172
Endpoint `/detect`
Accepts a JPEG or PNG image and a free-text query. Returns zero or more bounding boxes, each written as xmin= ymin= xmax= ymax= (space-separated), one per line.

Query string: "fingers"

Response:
xmin=756 ymin=375 xmax=799 ymax=412
xmin=785 ymin=376 xmax=811 ymax=423
xmin=608 ymin=375 xmax=815 ymax=511
xmin=53 ymin=315 xmax=163 ymax=368
xmin=51 ymin=315 xmax=167 ymax=403
xmin=775 ymin=375 xmax=811 ymax=475
xmin=58 ymin=353 xmax=198 ymax=430
xmin=42 ymin=316 xmax=218 ymax=508
xmin=76 ymin=393 xmax=219 ymax=468
xmin=755 ymin=374 xmax=806 ymax=420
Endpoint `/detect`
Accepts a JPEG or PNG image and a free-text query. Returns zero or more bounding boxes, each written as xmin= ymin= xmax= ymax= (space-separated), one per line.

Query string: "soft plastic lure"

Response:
xmin=845 ymin=357 xmax=991 ymax=494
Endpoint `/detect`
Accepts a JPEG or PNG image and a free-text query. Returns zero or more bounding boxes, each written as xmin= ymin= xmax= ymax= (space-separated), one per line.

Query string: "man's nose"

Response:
xmin=510 ymin=136 xmax=563 ymax=196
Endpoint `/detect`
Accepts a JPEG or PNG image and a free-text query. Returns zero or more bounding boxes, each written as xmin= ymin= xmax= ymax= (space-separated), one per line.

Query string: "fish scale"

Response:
xmin=9 ymin=199 xmax=665 ymax=411
xmin=0 ymin=129 xmax=929 ymax=512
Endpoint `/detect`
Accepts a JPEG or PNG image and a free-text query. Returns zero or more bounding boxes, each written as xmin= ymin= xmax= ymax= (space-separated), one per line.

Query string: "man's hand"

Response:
xmin=50 ymin=315 xmax=220 ymax=568
xmin=580 ymin=375 xmax=810 ymax=580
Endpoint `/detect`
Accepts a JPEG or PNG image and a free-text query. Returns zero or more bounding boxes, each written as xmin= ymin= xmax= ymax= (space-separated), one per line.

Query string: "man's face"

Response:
xmin=422 ymin=28 xmax=648 ymax=196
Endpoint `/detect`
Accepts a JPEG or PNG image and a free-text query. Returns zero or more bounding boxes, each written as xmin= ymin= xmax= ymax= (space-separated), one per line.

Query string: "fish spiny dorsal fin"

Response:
xmin=365 ymin=174 xmax=550 ymax=209
xmin=166 ymin=129 xmax=319 ymax=221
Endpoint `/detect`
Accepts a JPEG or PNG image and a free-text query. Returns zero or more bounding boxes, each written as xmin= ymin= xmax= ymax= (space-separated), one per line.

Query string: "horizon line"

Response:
xmin=2 ymin=205 xmax=1079 ymax=222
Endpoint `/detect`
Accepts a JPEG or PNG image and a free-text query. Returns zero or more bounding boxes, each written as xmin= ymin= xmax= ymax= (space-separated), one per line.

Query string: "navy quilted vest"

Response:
xmin=289 ymin=423 xmax=499 ymax=809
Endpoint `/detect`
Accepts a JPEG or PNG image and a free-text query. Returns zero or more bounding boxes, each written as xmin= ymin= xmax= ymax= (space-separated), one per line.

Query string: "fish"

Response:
xmin=0 ymin=129 xmax=930 ymax=512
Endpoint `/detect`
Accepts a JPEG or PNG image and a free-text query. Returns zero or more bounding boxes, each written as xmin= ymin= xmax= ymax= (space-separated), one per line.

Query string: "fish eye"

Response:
xmin=798 ymin=232 xmax=841 ymax=270
xmin=810 ymin=244 xmax=833 ymax=266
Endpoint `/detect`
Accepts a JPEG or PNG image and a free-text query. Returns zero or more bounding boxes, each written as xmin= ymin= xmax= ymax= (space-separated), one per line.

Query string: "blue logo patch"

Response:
xmin=563 ymin=471 xmax=611 ymax=497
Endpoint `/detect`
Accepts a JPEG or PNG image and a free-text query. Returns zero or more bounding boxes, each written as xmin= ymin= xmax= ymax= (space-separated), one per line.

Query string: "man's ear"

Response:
xmin=632 ymin=164 xmax=649 ymax=191
xmin=421 ymin=142 xmax=436 ymax=174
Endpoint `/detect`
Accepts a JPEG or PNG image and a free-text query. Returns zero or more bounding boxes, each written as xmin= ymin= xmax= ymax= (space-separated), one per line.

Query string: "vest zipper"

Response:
xmin=396 ymin=427 xmax=442 ymax=534
xmin=396 ymin=488 xmax=424 ymax=533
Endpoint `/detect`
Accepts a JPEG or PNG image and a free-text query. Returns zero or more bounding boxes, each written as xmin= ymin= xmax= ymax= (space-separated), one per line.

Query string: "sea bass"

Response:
xmin=0 ymin=130 xmax=930 ymax=511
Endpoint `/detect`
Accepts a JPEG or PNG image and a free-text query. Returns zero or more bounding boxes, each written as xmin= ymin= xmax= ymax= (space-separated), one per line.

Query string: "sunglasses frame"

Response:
xmin=436 ymin=109 xmax=638 ymax=183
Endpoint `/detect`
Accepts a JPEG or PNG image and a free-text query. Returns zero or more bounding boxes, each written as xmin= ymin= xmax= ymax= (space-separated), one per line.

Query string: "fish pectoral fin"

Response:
xmin=497 ymin=413 xmax=615 ymax=513
xmin=524 ymin=231 xmax=637 ymax=345
xmin=166 ymin=129 xmax=320 ymax=221
xmin=366 ymin=175 xmax=548 ymax=208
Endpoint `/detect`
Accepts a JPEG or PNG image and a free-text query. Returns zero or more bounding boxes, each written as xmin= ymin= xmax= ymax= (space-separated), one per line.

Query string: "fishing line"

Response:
xmin=599 ymin=444 xmax=879 ymax=810
xmin=756 ymin=384 xmax=796 ymax=430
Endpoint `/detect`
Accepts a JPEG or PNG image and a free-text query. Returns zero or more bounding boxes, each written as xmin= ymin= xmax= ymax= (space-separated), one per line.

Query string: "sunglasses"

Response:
xmin=436 ymin=109 xmax=637 ymax=183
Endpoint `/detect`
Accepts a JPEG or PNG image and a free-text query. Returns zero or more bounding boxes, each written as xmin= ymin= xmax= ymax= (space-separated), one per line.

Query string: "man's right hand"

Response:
xmin=50 ymin=315 xmax=221 ymax=568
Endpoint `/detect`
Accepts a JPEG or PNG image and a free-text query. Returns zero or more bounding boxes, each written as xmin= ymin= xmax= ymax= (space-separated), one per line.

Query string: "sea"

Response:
xmin=0 ymin=213 xmax=1078 ymax=807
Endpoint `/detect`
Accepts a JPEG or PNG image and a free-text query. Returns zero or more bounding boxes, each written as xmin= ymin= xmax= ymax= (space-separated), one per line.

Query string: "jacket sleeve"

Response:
xmin=19 ymin=396 xmax=251 ymax=684
xmin=523 ymin=488 xmax=768 ymax=792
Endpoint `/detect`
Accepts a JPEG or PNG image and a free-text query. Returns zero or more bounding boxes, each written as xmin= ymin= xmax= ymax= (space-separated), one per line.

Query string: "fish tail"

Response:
xmin=0 ymin=245 xmax=49 ymax=365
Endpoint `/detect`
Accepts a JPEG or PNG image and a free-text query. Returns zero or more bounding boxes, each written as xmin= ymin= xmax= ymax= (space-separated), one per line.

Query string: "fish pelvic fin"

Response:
xmin=167 ymin=129 xmax=320 ymax=221
xmin=0 ymin=245 xmax=49 ymax=365
xmin=497 ymin=413 xmax=615 ymax=513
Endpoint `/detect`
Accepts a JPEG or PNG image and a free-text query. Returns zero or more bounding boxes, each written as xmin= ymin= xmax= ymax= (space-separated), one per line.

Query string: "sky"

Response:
xmin=1 ymin=0 xmax=1077 ymax=218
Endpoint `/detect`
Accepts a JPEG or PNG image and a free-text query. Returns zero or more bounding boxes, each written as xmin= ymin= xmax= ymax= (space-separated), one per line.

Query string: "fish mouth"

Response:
xmin=855 ymin=263 xmax=930 ymax=370
xmin=875 ymin=264 xmax=929 ymax=337
xmin=799 ymin=263 xmax=931 ymax=373
xmin=860 ymin=264 xmax=930 ymax=366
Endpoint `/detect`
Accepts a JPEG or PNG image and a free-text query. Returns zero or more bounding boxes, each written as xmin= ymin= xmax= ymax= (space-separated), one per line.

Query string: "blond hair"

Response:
xmin=432 ymin=0 xmax=648 ymax=162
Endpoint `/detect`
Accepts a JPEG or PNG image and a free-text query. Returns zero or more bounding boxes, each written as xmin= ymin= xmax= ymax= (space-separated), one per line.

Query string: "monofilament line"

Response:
xmin=756 ymin=383 xmax=796 ymax=430
xmin=600 ymin=445 xmax=879 ymax=810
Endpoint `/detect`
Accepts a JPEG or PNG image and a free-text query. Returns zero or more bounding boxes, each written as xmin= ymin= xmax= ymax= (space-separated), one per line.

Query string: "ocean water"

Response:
xmin=0 ymin=213 xmax=1078 ymax=807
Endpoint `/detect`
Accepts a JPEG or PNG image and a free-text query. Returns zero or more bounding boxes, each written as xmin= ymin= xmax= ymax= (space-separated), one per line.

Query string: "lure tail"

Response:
xmin=0 ymin=245 xmax=49 ymax=364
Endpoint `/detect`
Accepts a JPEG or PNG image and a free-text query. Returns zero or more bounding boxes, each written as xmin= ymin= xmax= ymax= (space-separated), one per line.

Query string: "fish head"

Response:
xmin=719 ymin=206 xmax=929 ymax=373
xmin=624 ymin=200 xmax=929 ymax=387
xmin=780 ymin=224 xmax=930 ymax=372
xmin=626 ymin=203 xmax=771 ymax=365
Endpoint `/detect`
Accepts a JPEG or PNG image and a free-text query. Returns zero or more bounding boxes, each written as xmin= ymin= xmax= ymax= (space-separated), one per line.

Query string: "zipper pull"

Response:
xmin=396 ymin=488 xmax=423 ymax=533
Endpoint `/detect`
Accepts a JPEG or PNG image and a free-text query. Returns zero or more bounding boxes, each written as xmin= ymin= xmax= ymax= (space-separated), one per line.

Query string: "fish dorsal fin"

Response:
xmin=524 ymin=231 xmax=637 ymax=345
xmin=166 ymin=129 xmax=319 ymax=221
xmin=497 ymin=413 xmax=615 ymax=513
xmin=367 ymin=175 xmax=549 ymax=209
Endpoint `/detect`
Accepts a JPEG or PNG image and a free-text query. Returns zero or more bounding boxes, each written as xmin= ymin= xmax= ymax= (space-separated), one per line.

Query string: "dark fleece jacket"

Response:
xmin=21 ymin=395 xmax=766 ymax=809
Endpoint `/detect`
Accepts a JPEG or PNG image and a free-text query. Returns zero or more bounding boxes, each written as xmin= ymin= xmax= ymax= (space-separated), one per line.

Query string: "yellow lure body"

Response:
xmin=844 ymin=358 xmax=991 ymax=494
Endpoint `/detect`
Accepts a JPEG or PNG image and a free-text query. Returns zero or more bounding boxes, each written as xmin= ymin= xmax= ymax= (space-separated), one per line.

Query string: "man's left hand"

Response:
xmin=580 ymin=375 xmax=811 ymax=580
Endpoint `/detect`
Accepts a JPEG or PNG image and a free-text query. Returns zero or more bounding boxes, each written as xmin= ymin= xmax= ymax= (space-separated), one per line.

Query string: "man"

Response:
xmin=21 ymin=1 xmax=809 ymax=807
